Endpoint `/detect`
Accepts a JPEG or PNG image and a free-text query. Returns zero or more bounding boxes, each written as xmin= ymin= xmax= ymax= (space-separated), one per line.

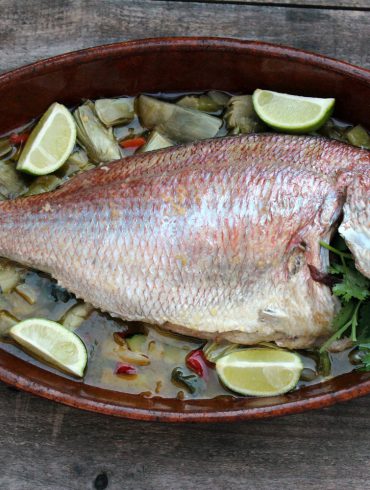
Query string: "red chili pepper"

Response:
xmin=115 ymin=362 xmax=137 ymax=376
xmin=119 ymin=136 xmax=146 ymax=149
xmin=186 ymin=349 xmax=209 ymax=379
xmin=9 ymin=132 xmax=29 ymax=145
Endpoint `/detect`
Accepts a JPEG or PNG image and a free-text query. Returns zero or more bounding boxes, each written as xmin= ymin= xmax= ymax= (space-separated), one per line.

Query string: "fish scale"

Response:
xmin=0 ymin=133 xmax=368 ymax=348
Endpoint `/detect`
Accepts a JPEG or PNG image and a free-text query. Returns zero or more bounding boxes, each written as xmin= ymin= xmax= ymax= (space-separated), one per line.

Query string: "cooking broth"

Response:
xmin=0 ymin=269 xmax=355 ymax=399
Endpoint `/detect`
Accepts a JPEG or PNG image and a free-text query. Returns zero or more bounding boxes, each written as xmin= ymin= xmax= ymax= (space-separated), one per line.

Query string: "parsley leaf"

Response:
xmin=358 ymin=302 xmax=370 ymax=341
xmin=329 ymin=263 xmax=346 ymax=275
xmin=362 ymin=353 xmax=370 ymax=371
xmin=319 ymin=239 xmax=370 ymax=355
xmin=357 ymin=343 xmax=370 ymax=372
xmin=330 ymin=262 xmax=370 ymax=302
xmin=333 ymin=277 xmax=369 ymax=302
xmin=332 ymin=300 xmax=356 ymax=329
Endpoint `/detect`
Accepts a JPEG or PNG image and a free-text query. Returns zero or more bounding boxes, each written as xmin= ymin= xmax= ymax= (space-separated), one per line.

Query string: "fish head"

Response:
xmin=339 ymin=174 xmax=370 ymax=278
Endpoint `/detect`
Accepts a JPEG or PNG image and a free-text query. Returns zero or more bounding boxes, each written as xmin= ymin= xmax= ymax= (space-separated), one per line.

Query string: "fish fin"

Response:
xmin=259 ymin=307 xmax=288 ymax=324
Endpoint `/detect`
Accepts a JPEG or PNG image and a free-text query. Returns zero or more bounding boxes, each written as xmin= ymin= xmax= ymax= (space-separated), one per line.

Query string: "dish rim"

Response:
xmin=0 ymin=36 xmax=369 ymax=422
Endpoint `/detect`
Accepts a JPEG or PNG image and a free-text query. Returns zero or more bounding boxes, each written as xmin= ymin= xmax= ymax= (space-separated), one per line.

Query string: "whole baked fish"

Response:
xmin=0 ymin=134 xmax=369 ymax=348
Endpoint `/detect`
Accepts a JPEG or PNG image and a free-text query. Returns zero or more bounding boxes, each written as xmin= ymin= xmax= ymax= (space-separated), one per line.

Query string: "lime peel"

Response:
xmin=252 ymin=89 xmax=335 ymax=133
xmin=216 ymin=348 xmax=303 ymax=397
xmin=17 ymin=102 xmax=76 ymax=175
xmin=9 ymin=318 xmax=87 ymax=377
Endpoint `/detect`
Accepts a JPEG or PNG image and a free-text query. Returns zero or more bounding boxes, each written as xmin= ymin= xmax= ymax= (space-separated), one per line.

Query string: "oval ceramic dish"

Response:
xmin=0 ymin=38 xmax=369 ymax=422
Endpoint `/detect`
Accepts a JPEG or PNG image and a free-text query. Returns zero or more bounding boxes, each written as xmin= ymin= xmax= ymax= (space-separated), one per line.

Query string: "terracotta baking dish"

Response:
xmin=0 ymin=37 xmax=369 ymax=422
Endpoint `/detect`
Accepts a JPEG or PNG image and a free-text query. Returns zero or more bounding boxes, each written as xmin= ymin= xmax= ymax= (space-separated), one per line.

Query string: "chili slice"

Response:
xmin=9 ymin=133 xmax=29 ymax=145
xmin=186 ymin=349 xmax=209 ymax=379
xmin=119 ymin=137 xmax=146 ymax=149
xmin=115 ymin=362 xmax=137 ymax=375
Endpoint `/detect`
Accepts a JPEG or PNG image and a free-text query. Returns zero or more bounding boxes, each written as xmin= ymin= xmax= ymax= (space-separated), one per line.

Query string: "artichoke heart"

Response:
xmin=140 ymin=130 xmax=173 ymax=153
xmin=225 ymin=95 xmax=265 ymax=135
xmin=346 ymin=125 xmax=370 ymax=149
xmin=74 ymin=101 xmax=121 ymax=163
xmin=0 ymin=138 xmax=13 ymax=159
xmin=0 ymin=259 xmax=25 ymax=294
xmin=136 ymin=95 xmax=222 ymax=143
xmin=207 ymin=90 xmax=230 ymax=107
xmin=0 ymin=310 xmax=18 ymax=336
xmin=25 ymin=175 xmax=62 ymax=196
xmin=95 ymin=98 xmax=135 ymax=127
xmin=58 ymin=149 xmax=94 ymax=178
xmin=62 ymin=302 xmax=94 ymax=330
xmin=177 ymin=92 xmax=229 ymax=113
xmin=318 ymin=118 xmax=348 ymax=142
xmin=177 ymin=95 xmax=222 ymax=113
xmin=0 ymin=160 xmax=28 ymax=200
xmin=66 ymin=148 xmax=90 ymax=166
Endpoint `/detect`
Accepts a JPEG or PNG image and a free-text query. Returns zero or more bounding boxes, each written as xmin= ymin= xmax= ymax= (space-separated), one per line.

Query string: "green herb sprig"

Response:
xmin=319 ymin=239 xmax=370 ymax=367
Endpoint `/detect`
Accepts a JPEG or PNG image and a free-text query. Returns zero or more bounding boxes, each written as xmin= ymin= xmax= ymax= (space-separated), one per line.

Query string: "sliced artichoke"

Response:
xmin=0 ymin=310 xmax=18 ymax=336
xmin=225 ymin=95 xmax=265 ymax=135
xmin=177 ymin=94 xmax=222 ymax=113
xmin=0 ymin=138 xmax=13 ymax=159
xmin=66 ymin=148 xmax=89 ymax=166
xmin=0 ymin=259 xmax=24 ymax=293
xmin=207 ymin=90 xmax=230 ymax=107
xmin=25 ymin=175 xmax=62 ymax=196
xmin=0 ymin=160 xmax=28 ymax=200
xmin=346 ymin=125 xmax=370 ymax=149
xmin=136 ymin=95 xmax=222 ymax=143
xmin=116 ymin=341 xmax=150 ymax=366
xmin=74 ymin=101 xmax=121 ymax=163
xmin=95 ymin=98 xmax=135 ymax=127
xmin=203 ymin=340 xmax=239 ymax=363
xmin=140 ymin=130 xmax=173 ymax=153
xmin=57 ymin=149 xmax=94 ymax=178
xmin=15 ymin=283 xmax=38 ymax=304
xmin=62 ymin=302 xmax=94 ymax=330
xmin=318 ymin=118 xmax=348 ymax=142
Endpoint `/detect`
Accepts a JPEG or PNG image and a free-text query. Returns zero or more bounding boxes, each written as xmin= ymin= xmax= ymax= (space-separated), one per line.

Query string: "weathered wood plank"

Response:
xmin=176 ymin=0 xmax=370 ymax=9
xmin=0 ymin=0 xmax=369 ymax=73
xmin=0 ymin=383 xmax=369 ymax=490
xmin=0 ymin=1 xmax=370 ymax=489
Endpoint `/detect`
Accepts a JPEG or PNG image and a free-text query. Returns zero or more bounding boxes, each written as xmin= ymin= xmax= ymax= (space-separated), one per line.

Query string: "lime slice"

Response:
xmin=252 ymin=89 xmax=335 ymax=133
xmin=216 ymin=348 xmax=303 ymax=396
xmin=9 ymin=318 xmax=87 ymax=377
xmin=17 ymin=103 xmax=76 ymax=175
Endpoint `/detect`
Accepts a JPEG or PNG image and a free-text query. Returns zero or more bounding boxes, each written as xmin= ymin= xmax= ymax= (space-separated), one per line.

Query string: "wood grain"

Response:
xmin=0 ymin=0 xmax=369 ymax=73
xmin=175 ymin=0 xmax=370 ymax=9
xmin=0 ymin=1 xmax=370 ymax=489
xmin=0 ymin=383 xmax=369 ymax=490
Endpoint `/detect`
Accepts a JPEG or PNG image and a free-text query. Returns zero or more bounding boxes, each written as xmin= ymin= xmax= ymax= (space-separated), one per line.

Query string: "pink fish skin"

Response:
xmin=0 ymin=134 xmax=368 ymax=348
xmin=339 ymin=174 xmax=370 ymax=278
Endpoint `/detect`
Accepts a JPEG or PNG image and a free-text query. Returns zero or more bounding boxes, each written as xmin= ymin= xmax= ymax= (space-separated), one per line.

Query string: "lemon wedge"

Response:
xmin=9 ymin=318 xmax=87 ymax=377
xmin=252 ymin=89 xmax=335 ymax=133
xmin=216 ymin=348 xmax=303 ymax=396
xmin=17 ymin=102 xmax=76 ymax=175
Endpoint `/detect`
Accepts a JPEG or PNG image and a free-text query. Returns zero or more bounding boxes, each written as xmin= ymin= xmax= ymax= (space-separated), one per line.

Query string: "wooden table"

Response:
xmin=1 ymin=1 xmax=369 ymax=489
